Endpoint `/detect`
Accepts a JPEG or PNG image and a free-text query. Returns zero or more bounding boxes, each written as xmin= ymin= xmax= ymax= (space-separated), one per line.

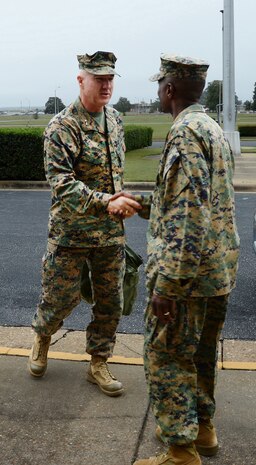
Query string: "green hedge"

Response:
xmin=0 ymin=128 xmax=45 ymax=180
xmin=124 ymin=125 xmax=153 ymax=152
xmin=0 ymin=125 xmax=153 ymax=180
xmin=238 ymin=124 xmax=256 ymax=137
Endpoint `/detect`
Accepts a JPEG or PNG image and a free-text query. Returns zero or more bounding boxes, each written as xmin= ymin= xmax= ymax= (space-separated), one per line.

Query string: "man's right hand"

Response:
xmin=107 ymin=191 xmax=142 ymax=218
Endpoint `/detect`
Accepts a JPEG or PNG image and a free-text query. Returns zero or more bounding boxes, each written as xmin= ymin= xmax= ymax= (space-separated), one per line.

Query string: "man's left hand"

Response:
xmin=151 ymin=294 xmax=177 ymax=325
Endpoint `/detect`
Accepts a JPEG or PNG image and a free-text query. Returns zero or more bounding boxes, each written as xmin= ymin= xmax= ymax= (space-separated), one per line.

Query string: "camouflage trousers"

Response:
xmin=32 ymin=241 xmax=125 ymax=359
xmin=144 ymin=294 xmax=229 ymax=446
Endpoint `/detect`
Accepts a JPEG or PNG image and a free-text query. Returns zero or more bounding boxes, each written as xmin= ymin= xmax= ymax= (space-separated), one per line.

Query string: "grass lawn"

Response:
xmin=241 ymin=146 xmax=256 ymax=153
xmin=1 ymin=112 xmax=255 ymax=147
xmin=124 ymin=147 xmax=161 ymax=182
xmin=1 ymin=111 xmax=256 ymax=141
xmin=124 ymin=145 xmax=256 ymax=183
xmin=0 ymin=114 xmax=50 ymax=127
xmin=124 ymin=114 xmax=172 ymax=140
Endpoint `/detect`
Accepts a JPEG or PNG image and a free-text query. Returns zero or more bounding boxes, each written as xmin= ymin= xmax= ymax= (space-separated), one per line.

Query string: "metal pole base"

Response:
xmin=224 ymin=130 xmax=241 ymax=157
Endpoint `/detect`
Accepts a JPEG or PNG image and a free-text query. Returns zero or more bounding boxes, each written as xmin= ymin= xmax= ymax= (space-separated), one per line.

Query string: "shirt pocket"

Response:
xmin=80 ymin=134 xmax=107 ymax=166
xmin=76 ymin=138 xmax=108 ymax=181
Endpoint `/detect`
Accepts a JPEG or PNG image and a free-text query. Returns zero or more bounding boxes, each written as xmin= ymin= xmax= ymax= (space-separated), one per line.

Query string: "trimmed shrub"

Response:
xmin=0 ymin=128 xmax=45 ymax=180
xmin=238 ymin=124 xmax=256 ymax=137
xmin=124 ymin=125 xmax=153 ymax=152
xmin=0 ymin=125 xmax=153 ymax=180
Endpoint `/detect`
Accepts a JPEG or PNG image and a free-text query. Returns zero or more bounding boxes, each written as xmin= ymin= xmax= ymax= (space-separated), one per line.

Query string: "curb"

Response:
xmin=1 ymin=347 xmax=256 ymax=371
xmin=0 ymin=180 xmax=256 ymax=192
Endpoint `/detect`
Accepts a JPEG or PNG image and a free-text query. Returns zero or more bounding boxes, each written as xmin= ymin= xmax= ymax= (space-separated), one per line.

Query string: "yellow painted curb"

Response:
xmin=1 ymin=347 xmax=256 ymax=370
xmin=218 ymin=361 xmax=256 ymax=371
xmin=0 ymin=347 xmax=144 ymax=366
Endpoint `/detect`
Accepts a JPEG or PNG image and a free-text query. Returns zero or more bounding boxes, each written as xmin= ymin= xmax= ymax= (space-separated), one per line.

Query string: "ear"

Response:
xmin=77 ymin=75 xmax=83 ymax=86
xmin=167 ymin=82 xmax=174 ymax=98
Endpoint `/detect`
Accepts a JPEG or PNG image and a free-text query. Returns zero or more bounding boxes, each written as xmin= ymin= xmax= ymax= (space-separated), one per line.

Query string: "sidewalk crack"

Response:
xmin=118 ymin=339 xmax=143 ymax=357
xmin=131 ymin=400 xmax=151 ymax=464
xmin=50 ymin=329 xmax=75 ymax=347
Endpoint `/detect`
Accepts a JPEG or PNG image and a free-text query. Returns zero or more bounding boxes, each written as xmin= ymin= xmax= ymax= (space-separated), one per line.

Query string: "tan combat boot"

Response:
xmin=87 ymin=356 xmax=124 ymax=397
xmin=28 ymin=334 xmax=51 ymax=377
xmin=194 ymin=419 xmax=218 ymax=456
xmin=133 ymin=443 xmax=201 ymax=465
xmin=156 ymin=419 xmax=218 ymax=457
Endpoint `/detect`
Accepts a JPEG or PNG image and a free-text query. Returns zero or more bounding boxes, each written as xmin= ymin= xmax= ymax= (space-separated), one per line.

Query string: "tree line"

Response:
xmin=201 ymin=80 xmax=256 ymax=112
xmin=44 ymin=82 xmax=256 ymax=115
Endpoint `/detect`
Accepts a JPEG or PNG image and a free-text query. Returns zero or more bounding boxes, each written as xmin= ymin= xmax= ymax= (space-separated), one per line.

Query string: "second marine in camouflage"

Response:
xmin=134 ymin=54 xmax=240 ymax=465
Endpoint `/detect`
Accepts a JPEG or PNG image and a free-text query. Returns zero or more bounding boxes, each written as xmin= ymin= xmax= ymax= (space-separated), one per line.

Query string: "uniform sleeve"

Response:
xmin=44 ymin=124 xmax=112 ymax=216
xmin=154 ymin=136 xmax=211 ymax=299
xmin=134 ymin=193 xmax=153 ymax=219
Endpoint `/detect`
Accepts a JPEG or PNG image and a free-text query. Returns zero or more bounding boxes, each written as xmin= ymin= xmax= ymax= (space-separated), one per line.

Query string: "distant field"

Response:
xmin=0 ymin=112 xmax=256 ymax=141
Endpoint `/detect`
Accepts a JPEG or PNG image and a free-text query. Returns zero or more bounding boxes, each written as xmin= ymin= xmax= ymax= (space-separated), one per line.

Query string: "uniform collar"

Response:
xmin=74 ymin=97 xmax=116 ymax=135
xmin=173 ymin=103 xmax=205 ymax=124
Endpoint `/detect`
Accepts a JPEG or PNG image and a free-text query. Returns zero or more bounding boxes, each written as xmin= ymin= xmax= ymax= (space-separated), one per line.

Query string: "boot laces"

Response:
xmin=97 ymin=361 xmax=116 ymax=381
xmin=35 ymin=338 xmax=50 ymax=361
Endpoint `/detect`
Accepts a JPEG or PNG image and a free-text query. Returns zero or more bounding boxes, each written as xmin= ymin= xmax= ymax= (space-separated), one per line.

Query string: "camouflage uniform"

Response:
xmin=32 ymin=97 xmax=126 ymax=359
xmin=143 ymin=100 xmax=240 ymax=444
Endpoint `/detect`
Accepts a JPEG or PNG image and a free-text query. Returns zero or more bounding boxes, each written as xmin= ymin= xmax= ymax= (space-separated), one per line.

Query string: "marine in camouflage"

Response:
xmin=141 ymin=100 xmax=240 ymax=445
xmin=32 ymin=242 xmax=125 ymax=358
xmin=32 ymin=91 xmax=126 ymax=357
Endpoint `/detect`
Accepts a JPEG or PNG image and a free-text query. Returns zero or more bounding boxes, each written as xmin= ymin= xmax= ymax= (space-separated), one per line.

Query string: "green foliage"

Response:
xmin=0 ymin=125 xmax=153 ymax=181
xmin=0 ymin=128 xmax=45 ymax=180
xmin=235 ymin=94 xmax=241 ymax=105
xmin=244 ymin=100 xmax=252 ymax=111
xmin=45 ymin=97 xmax=65 ymax=114
xmin=124 ymin=125 xmax=153 ymax=152
xmin=205 ymin=80 xmax=222 ymax=111
xmin=33 ymin=109 xmax=39 ymax=119
xmin=238 ymin=124 xmax=256 ymax=137
xmin=149 ymin=98 xmax=161 ymax=113
xmin=199 ymin=88 xmax=207 ymax=106
xmin=113 ymin=97 xmax=131 ymax=114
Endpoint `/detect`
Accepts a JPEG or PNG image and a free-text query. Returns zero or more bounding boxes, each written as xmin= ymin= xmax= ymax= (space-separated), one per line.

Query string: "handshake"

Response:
xmin=107 ymin=191 xmax=149 ymax=219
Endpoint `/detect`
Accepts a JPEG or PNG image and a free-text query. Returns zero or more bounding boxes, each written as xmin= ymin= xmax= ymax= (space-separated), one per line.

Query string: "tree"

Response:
xmin=44 ymin=97 xmax=65 ymax=114
xmin=244 ymin=100 xmax=252 ymax=111
xmin=113 ymin=97 xmax=131 ymax=114
xmin=199 ymin=89 xmax=207 ymax=107
xmin=235 ymin=94 xmax=242 ymax=106
xmin=149 ymin=98 xmax=161 ymax=113
xmin=204 ymin=80 xmax=222 ymax=112
xmin=33 ymin=109 xmax=39 ymax=119
xmin=252 ymin=82 xmax=256 ymax=111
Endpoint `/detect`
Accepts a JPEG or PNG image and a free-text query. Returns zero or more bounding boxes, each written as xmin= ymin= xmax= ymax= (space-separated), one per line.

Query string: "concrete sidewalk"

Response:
xmin=0 ymin=150 xmax=255 ymax=464
xmin=0 ymin=328 xmax=256 ymax=465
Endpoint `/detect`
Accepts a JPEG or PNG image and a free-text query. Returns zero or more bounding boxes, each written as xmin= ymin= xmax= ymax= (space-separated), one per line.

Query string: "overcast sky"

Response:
xmin=1 ymin=0 xmax=255 ymax=108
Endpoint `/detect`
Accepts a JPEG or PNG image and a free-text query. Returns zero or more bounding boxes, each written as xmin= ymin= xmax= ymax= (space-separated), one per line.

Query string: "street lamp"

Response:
xmin=25 ymin=98 xmax=31 ymax=113
xmin=54 ymin=86 xmax=60 ymax=115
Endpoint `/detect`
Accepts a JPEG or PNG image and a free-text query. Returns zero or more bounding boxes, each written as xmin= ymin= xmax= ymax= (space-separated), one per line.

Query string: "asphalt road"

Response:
xmin=0 ymin=190 xmax=255 ymax=340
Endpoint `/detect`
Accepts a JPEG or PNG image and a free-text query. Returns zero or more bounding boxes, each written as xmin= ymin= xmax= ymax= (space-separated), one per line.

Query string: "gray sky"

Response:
xmin=1 ymin=0 xmax=255 ymax=108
